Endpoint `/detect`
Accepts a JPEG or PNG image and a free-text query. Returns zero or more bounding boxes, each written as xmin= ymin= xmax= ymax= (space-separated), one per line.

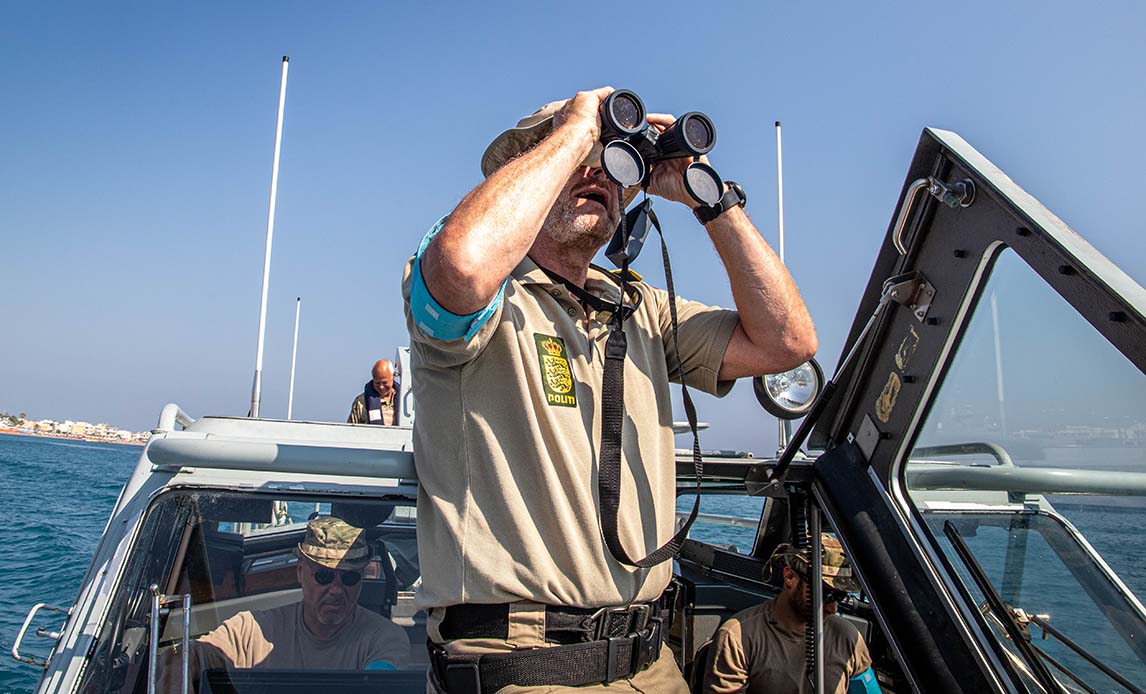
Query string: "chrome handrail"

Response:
xmin=907 ymin=465 xmax=1146 ymax=497
xmin=11 ymin=603 xmax=68 ymax=668
xmin=892 ymin=176 xmax=976 ymax=255
xmin=913 ymin=441 xmax=1016 ymax=467
xmin=147 ymin=585 xmax=191 ymax=694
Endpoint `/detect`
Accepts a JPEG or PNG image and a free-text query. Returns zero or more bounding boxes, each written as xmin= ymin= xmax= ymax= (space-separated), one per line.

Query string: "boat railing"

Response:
xmin=907 ymin=465 xmax=1146 ymax=497
xmin=146 ymin=437 xmax=417 ymax=479
xmin=155 ymin=403 xmax=195 ymax=433
xmin=11 ymin=603 xmax=68 ymax=668
xmin=912 ymin=442 xmax=1016 ymax=467
xmin=147 ymin=585 xmax=190 ymax=694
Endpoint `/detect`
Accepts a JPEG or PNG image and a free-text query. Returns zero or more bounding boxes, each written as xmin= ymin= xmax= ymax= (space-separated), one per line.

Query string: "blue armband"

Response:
xmin=410 ymin=215 xmax=506 ymax=341
xmin=848 ymin=667 xmax=882 ymax=694
xmin=365 ymin=660 xmax=397 ymax=670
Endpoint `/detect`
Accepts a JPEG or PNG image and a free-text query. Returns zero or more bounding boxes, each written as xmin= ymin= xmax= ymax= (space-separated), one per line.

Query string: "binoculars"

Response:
xmin=598 ymin=90 xmax=723 ymax=205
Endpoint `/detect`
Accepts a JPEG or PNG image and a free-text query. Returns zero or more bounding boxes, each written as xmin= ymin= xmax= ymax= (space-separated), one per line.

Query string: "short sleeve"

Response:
xmin=402 ymin=216 xmax=507 ymax=369
xmin=408 ymin=215 xmax=506 ymax=341
xmin=194 ymin=611 xmax=251 ymax=668
xmin=649 ymin=286 xmax=740 ymax=396
xmin=363 ymin=619 xmax=411 ymax=667
xmin=702 ymin=619 xmax=749 ymax=694
xmin=849 ymin=629 xmax=873 ymax=679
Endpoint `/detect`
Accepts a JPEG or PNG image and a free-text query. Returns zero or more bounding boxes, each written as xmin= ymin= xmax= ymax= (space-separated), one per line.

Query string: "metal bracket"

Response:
xmin=883 ymin=271 xmax=936 ymax=323
xmin=746 ymin=459 xmax=814 ymax=498
xmin=892 ymin=176 xmax=976 ymax=255
xmin=856 ymin=415 xmax=881 ymax=462
xmin=11 ymin=603 xmax=69 ymax=668
xmin=147 ymin=585 xmax=192 ymax=694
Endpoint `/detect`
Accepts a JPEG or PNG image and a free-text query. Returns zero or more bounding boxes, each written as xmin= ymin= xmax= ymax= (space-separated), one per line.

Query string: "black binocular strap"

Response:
xmin=535 ymin=195 xmax=704 ymax=569
xmin=599 ymin=198 xmax=703 ymax=569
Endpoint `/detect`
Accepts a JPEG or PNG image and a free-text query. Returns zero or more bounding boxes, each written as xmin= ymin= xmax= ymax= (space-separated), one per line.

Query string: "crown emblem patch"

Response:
xmin=534 ymin=333 xmax=576 ymax=407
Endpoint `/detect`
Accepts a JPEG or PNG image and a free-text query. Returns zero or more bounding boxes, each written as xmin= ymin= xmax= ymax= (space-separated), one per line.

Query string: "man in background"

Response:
xmin=702 ymin=535 xmax=880 ymax=694
xmin=164 ymin=517 xmax=409 ymax=688
xmin=348 ymin=359 xmax=401 ymax=425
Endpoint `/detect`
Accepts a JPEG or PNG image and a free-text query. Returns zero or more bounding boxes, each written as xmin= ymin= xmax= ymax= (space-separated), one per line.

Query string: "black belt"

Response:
xmin=429 ymin=590 xmax=676 ymax=693
xmin=438 ymin=597 xmax=671 ymax=643
xmin=429 ymin=618 xmax=664 ymax=693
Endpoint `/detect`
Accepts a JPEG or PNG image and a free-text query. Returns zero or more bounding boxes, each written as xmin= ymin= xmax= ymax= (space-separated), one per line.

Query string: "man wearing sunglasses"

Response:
xmin=702 ymin=535 xmax=881 ymax=694
xmin=168 ymin=517 xmax=409 ymax=687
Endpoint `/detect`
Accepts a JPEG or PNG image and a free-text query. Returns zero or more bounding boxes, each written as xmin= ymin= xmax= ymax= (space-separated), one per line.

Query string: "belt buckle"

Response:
xmin=591 ymin=604 xmax=651 ymax=640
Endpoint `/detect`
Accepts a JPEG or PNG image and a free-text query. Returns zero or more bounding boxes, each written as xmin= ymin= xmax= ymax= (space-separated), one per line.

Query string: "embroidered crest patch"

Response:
xmin=534 ymin=333 xmax=577 ymax=407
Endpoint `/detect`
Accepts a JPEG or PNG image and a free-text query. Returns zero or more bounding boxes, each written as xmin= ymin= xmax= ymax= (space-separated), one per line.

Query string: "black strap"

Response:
xmin=438 ymin=594 xmax=671 ymax=642
xmin=598 ymin=191 xmax=704 ymax=568
xmin=429 ymin=619 xmax=664 ymax=693
xmin=533 ymin=191 xmax=704 ymax=570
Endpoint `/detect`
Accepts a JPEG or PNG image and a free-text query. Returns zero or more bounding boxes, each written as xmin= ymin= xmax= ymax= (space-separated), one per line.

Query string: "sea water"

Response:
xmin=0 ymin=435 xmax=136 ymax=694
xmin=0 ymin=435 xmax=1142 ymax=692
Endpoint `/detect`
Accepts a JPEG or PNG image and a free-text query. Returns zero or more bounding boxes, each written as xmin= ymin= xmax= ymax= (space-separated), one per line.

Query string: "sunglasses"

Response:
xmin=796 ymin=572 xmax=850 ymax=603
xmin=312 ymin=568 xmax=362 ymax=587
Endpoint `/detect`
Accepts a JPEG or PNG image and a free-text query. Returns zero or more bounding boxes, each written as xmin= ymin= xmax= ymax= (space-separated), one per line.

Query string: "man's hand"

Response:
xmin=644 ymin=113 xmax=715 ymax=207
xmin=551 ymin=86 xmax=614 ymax=142
xmin=641 ymin=113 xmax=818 ymax=378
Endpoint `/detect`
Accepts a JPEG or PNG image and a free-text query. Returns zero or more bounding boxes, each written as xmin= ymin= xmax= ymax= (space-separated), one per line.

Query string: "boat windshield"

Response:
xmin=903 ymin=249 xmax=1146 ymax=692
xmin=78 ymin=489 xmax=425 ymax=693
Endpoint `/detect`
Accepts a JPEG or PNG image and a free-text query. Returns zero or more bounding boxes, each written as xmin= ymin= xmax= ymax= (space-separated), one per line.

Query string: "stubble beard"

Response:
xmin=316 ymin=601 xmax=351 ymax=626
xmin=541 ymin=193 xmax=616 ymax=253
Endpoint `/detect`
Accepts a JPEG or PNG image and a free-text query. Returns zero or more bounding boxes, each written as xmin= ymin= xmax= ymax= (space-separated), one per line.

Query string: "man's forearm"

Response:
xmin=704 ymin=207 xmax=818 ymax=377
xmin=421 ymin=121 xmax=595 ymax=315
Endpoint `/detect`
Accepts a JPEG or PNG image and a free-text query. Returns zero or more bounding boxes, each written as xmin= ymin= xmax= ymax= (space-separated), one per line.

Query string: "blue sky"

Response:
xmin=1 ymin=2 xmax=1143 ymax=453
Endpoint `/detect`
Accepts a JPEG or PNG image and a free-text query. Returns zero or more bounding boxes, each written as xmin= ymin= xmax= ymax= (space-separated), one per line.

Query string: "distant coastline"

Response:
xmin=0 ymin=428 xmax=145 ymax=447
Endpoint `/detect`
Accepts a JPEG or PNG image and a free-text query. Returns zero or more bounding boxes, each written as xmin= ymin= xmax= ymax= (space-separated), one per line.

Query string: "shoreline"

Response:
xmin=0 ymin=428 xmax=145 ymax=447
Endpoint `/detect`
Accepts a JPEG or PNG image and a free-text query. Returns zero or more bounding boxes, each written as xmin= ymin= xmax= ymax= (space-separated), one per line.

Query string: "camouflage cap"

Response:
xmin=480 ymin=98 xmax=640 ymax=208
xmin=297 ymin=516 xmax=371 ymax=570
xmin=773 ymin=534 xmax=861 ymax=593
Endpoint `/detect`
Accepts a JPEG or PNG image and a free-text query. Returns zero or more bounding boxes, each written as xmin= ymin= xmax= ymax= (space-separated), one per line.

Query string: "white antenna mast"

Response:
xmin=775 ymin=120 xmax=793 ymax=452
xmin=991 ymin=292 xmax=1007 ymax=437
xmin=249 ymin=56 xmax=290 ymax=418
xmin=286 ymin=296 xmax=301 ymax=420
xmin=775 ymin=120 xmax=785 ymax=264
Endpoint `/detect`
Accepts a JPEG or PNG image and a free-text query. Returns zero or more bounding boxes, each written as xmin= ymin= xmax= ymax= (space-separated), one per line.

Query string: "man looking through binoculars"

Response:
xmin=402 ymin=86 xmax=817 ymax=692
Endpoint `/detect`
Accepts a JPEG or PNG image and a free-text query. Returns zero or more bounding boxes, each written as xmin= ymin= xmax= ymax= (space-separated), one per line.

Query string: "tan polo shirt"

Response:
xmin=403 ymin=255 xmax=739 ymax=611
xmin=702 ymin=600 xmax=872 ymax=694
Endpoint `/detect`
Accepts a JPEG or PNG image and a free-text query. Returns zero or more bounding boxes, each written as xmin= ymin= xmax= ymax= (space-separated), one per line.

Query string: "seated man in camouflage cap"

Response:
xmin=173 ymin=517 xmax=409 ymax=685
xmin=702 ymin=534 xmax=881 ymax=694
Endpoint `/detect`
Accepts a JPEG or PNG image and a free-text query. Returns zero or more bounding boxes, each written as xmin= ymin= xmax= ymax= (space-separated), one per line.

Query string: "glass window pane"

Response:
xmin=904 ymin=248 xmax=1146 ymax=691
xmin=80 ymin=491 xmax=422 ymax=693
xmin=676 ymin=493 xmax=764 ymax=554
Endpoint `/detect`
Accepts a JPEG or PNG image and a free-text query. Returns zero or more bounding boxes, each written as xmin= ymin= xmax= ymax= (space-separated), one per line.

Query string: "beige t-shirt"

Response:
xmin=403 ymin=255 xmax=739 ymax=610
xmin=191 ymin=602 xmax=409 ymax=672
xmin=703 ymin=600 xmax=872 ymax=694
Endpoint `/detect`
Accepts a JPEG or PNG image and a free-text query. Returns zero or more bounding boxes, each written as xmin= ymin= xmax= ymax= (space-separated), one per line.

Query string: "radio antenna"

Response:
xmin=286 ymin=296 xmax=301 ymax=420
xmin=775 ymin=120 xmax=794 ymax=451
xmin=775 ymin=120 xmax=785 ymax=264
xmin=249 ymin=56 xmax=290 ymax=418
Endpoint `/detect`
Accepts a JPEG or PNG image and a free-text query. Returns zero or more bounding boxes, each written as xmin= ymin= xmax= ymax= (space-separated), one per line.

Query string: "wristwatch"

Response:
xmin=693 ymin=181 xmax=747 ymax=224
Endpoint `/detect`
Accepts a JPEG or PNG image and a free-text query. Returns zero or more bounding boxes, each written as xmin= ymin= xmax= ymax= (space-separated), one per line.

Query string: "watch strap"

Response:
xmin=693 ymin=181 xmax=746 ymax=224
